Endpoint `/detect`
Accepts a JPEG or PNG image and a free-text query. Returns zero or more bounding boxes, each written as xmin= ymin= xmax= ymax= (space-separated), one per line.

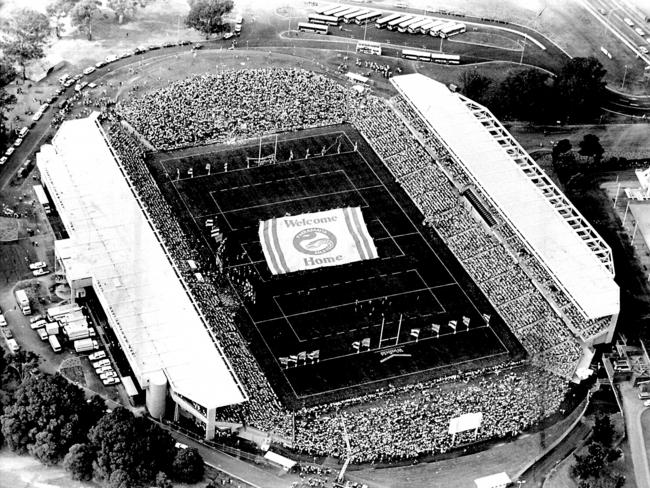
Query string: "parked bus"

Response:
xmin=333 ymin=7 xmax=360 ymax=20
xmin=417 ymin=19 xmax=436 ymax=34
xmin=322 ymin=6 xmax=348 ymax=16
xmin=314 ymin=5 xmax=333 ymax=14
xmin=398 ymin=16 xmax=422 ymax=33
xmin=407 ymin=18 xmax=431 ymax=34
xmin=298 ymin=22 xmax=329 ymax=34
xmin=307 ymin=13 xmax=339 ymax=25
xmin=355 ymin=11 xmax=382 ymax=25
xmin=343 ymin=9 xmax=369 ymax=23
xmin=430 ymin=52 xmax=460 ymax=64
xmin=387 ymin=15 xmax=412 ymax=31
xmin=427 ymin=20 xmax=448 ymax=36
xmin=356 ymin=40 xmax=382 ymax=55
xmin=375 ymin=13 xmax=402 ymax=29
xmin=33 ymin=184 xmax=51 ymax=214
xmin=49 ymin=334 xmax=62 ymax=353
xmin=439 ymin=22 xmax=466 ymax=38
xmin=402 ymin=49 xmax=432 ymax=61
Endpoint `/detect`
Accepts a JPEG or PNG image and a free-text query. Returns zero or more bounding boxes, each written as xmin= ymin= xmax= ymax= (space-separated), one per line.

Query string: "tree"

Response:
xmin=155 ymin=471 xmax=173 ymax=488
xmin=107 ymin=0 xmax=152 ymax=24
xmin=0 ymin=373 xmax=100 ymax=464
xmin=578 ymin=134 xmax=604 ymax=163
xmin=70 ymin=0 xmax=101 ymax=41
xmin=63 ymin=443 xmax=95 ymax=481
xmin=89 ymin=407 xmax=176 ymax=485
xmin=172 ymin=447 xmax=205 ymax=483
xmin=3 ymin=350 xmax=40 ymax=384
xmin=108 ymin=469 xmax=134 ymax=488
xmin=186 ymin=0 xmax=234 ymax=38
xmin=46 ymin=0 xmax=81 ymax=38
xmin=0 ymin=8 xmax=51 ymax=80
xmin=592 ymin=414 xmax=615 ymax=446
xmin=457 ymin=70 xmax=494 ymax=107
xmin=493 ymin=68 xmax=555 ymax=121
xmin=556 ymin=57 xmax=607 ymax=121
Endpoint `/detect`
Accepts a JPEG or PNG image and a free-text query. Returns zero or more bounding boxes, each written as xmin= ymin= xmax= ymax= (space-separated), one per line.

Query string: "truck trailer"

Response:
xmin=73 ymin=338 xmax=99 ymax=353
xmin=15 ymin=289 xmax=31 ymax=315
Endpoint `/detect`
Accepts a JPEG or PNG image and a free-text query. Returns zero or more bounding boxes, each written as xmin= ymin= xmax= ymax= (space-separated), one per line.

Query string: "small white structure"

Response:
xmin=474 ymin=472 xmax=512 ymax=488
xmin=263 ymin=451 xmax=297 ymax=471
xmin=448 ymin=412 xmax=483 ymax=443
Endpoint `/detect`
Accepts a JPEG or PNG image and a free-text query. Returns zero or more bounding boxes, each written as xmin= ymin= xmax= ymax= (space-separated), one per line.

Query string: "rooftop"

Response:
xmin=37 ymin=114 xmax=247 ymax=410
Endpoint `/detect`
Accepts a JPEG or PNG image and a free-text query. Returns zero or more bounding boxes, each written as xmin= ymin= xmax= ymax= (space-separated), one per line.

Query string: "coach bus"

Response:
xmin=322 ymin=5 xmax=348 ymax=16
xmin=430 ymin=52 xmax=461 ymax=64
xmin=33 ymin=184 xmax=51 ymax=214
xmin=375 ymin=13 xmax=402 ymax=29
xmin=298 ymin=22 xmax=329 ymax=34
xmin=307 ymin=13 xmax=339 ymax=25
xmin=313 ymin=5 xmax=330 ymax=14
xmin=402 ymin=49 xmax=432 ymax=61
xmin=387 ymin=15 xmax=412 ymax=31
xmin=439 ymin=22 xmax=467 ymax=38
xmin=355 ymin=11 xmax=382 ymax=25
xmin=333 ymin=7 xmax=360 ymax=20
xmin=427 ymin=20 xmax=448 ymax=36
xmin=356 ymin=40 xmax=382 ymax=55
xmin=417 ymin=20 xmax=436 ymax=34
xmin=407 ymin=18 xmax=431 ymax=34
xmin=343 ymin=9 xmax=369 ymax=23
xmin=397 ymin=16 xmax=422 ymax=33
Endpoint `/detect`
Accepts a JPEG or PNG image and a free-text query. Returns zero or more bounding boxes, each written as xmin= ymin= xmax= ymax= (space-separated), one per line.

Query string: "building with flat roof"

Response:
xmin=37 ymin=113 xmax=247 ymax=438
xmin=391 ymin=74 xmax=619 ymax=327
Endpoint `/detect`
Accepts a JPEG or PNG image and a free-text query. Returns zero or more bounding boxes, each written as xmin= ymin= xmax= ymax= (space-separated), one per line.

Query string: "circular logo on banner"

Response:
xmin=293 ymin=228 xmax=337 ymax=255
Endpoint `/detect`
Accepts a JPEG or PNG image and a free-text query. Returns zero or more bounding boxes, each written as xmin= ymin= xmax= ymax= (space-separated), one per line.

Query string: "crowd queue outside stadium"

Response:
xmin=99 ymin=68 xmax=592 ymax=463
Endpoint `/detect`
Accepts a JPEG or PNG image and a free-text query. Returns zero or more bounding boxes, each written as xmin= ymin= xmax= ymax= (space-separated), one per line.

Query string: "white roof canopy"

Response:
xmin=37 ymin=114 xmax=246 ymax=410
xmin=391 ymin=74 xmax=619 ymax=320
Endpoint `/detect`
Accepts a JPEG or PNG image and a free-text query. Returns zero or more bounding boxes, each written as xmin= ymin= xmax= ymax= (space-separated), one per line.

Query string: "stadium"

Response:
xmin=36 ymin=66 xmax=619 ymax=463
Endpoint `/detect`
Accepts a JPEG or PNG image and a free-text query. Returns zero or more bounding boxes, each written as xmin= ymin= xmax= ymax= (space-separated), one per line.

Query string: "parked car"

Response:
xmin=36 ymin=328 xmax=49 ymax=341
xmin=100 ymin=371 xmax=117 ymax=380
xmin=2 ymin=327 xmax=12 ymax=339
xmin=4 ymin=147 xmax=14 ymax=157
xmin=6 ymin=338 xmax=19 ymax=353
xmin=33 ymin=268 xmax=50 ymax=277
xmin=92 ymin=358 xmax=110 ymax=368
xmin=89 ymin=350 xmax=106 ymax=361
xmin=0 ymin=314 xmax=6 ymax=326
xmin=102 ymin=377 xmax=120 ymax=386
xmin=29 ymin=261 xmax=47 ymax=270
xmin=13 ymin=138 xmax=23 ymax=147
xmin=0 ymin=157 xmax=7 ymax=165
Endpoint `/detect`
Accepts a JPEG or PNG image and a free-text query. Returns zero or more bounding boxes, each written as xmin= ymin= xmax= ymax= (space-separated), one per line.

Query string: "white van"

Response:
xmin=7 ymin=338 xmax=19 ymax=353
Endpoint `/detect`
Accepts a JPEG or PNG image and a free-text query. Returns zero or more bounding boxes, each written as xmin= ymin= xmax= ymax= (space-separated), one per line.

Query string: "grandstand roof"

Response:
xmin=391 ymin=74 xmax=619 ymax=320
xmin=37 ymin=114 xmax=247 ymax=410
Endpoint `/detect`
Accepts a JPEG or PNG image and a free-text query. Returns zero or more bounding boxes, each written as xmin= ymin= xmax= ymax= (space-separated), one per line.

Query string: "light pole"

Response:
xmin=519 ymin=37 xmax=527 ymax=65
xmin=622 ymin=65 xmax=629 ymax=89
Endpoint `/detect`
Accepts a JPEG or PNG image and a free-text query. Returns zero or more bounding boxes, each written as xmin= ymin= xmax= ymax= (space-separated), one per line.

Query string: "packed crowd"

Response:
xmin=117 ymin=69 xmax=359 ymax=150
xmin=359 ymin=96 xmax=584 ymax=379
xmin=292 ymin=366 xmax=566 ymax=463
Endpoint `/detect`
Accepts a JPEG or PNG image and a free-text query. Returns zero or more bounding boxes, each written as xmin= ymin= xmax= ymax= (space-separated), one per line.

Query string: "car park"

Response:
xmin=83 ymin=66 xmax=95 ymax=75
xmin=0 ymin=314 xmax=6 ymax=326
xmin=89 ymin=350 xmax=106 ymax=361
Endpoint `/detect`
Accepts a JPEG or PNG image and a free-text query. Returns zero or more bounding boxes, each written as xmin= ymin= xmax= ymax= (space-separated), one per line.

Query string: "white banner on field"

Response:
xmin=259 ymin=207 xmax=378 ymax=275
xmin=448 ymin=412 xmax=483 ymax=435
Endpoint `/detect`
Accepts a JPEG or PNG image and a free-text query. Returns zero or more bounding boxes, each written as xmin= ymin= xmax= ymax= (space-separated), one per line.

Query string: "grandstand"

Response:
xmin=390 ymin=73 xmax=619 ymax=344
xmin=36 ymin=113 xmax=247 ymax=439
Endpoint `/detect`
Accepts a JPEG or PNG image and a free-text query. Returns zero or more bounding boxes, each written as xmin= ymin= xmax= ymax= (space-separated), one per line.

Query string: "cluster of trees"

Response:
xmin=458 ymin=57 xmax=608 ymax=123
xmin=186 ymin=0 xmax=234 ymax=37
xmin=0 ymin=350 xmax=205 ymax=488
xmin=571 ymin=415 xmax=625 ymax=488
